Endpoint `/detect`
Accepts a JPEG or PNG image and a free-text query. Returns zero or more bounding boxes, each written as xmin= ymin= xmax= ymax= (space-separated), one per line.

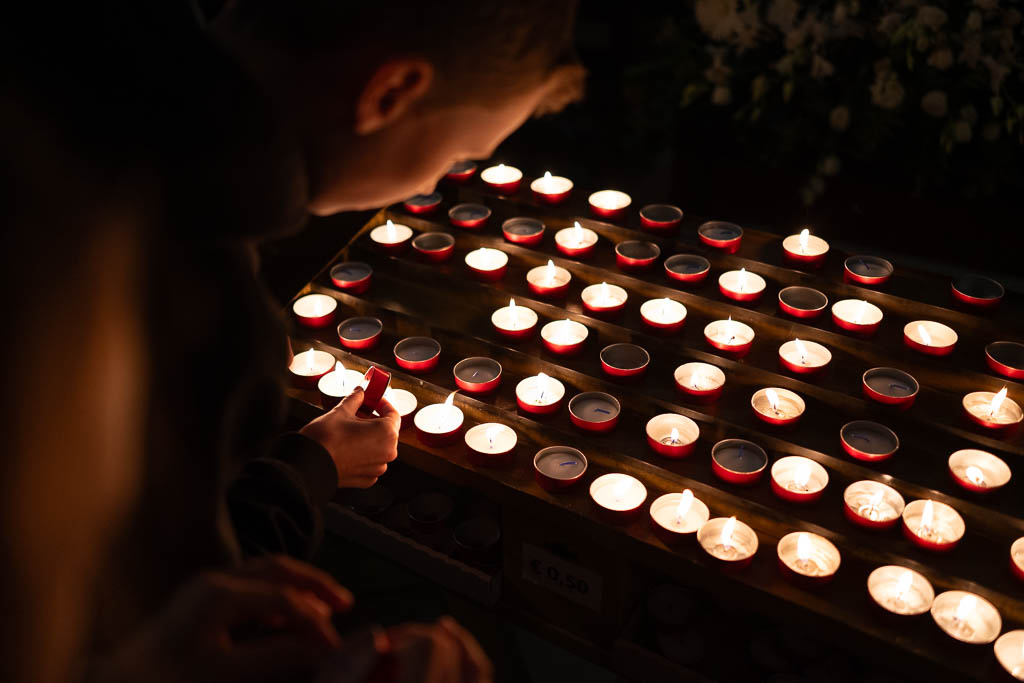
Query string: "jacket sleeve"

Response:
xmin=227 ymin=432 xmax=338 ymax=560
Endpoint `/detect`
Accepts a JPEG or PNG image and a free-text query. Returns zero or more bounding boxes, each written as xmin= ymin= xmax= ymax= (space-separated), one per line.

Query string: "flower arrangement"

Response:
xmin=681 ymin=0 xmax=1023 ymax=204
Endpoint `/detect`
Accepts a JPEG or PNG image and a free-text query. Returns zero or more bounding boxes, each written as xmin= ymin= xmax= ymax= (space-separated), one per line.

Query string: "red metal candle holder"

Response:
xmin=903 ymin=320 xmax=957 ymax=356
xmin=588 ymin=189 xmax=631 ymax=220
xmin=698 ymin=221 xmax=743 ymax=253
xmin=962 ymin=390 xmax=1023 ymax=430
xmin=649 ymin=491 xmax=709 ymax=543
xmin=901 ymin=499 xmax=964 ymax=552
xmin=554 ymin=223 xmax=598 ymax=259
xmin=590 ymin=473 xmax=647 ymax=523
xmin=288 ymin=348 xmax=336 ymax=389
xmin=464 ymin=247 xmax=508 ymax=282
xmin=840 ymin=420 xmax=900 ymax=462
xmin=674 ymin=362 xmax=725 ymax=403
xmin=770 ymin=456 xmax=828 ymax=503
xmin=402 ymin=191 xmax=442 ymax=215
xmin=413 ymin=403 xmax=464 ymax=448
xmin=369 ymin=221 xmax=413 ymax=254
xmin=844 ymin=255 xmax=893 ymax=286
xmin=1011 ymin=537 xmax=1024 ymax=582
xmin=704 ymin=319 xmax=755 ymax=358
xmin=862 ymin=368 xmax=919 ymax=409
xmin=515 ymin=374 xmax=565 ymax=416
xmin=337 ymin=316 xmax=383 ymax=351
xmin=453 ymin=357 xmax=502 ymax=395
xmin=646 ymin=413 xmax=699 ymax=458
xmin=777 ymin=286 xmax=828 ymax=320
xmin=664 ymin=254 xmax=710 ymax=284
xmin=751 ymin=388 xmax=805 ymax=427
xmin=639 ymin=204 xmax=683 ymax=233
xmin=776 ymin=532 xmax=840 ymax=586
xmin=781 ymin=231 xmax=829 ymax=268
xmin=711 ymin=439 xmax=767 ymax=485
xmin=411 ymin=232 xmax=455 ymax=263
xmin=600 ymin=343 xmax=649 ymax=379
xmin=526 ymin=261 xmax=571 ymax=298
xmin=568 ymin=392 xmax=621 ymax=433
xmin=502 ymin=217 xmax=545 ymax=247
xmin=464 ymin=423 xmax=517 ymax=467
xmin=393 ymin=336 xmax=441 ymax=374
xmin=948 ymin=449 xmax=1011 ymax=494
xmin=986 ymin=341 xmax=1024 ymax=380
xmin=640 ymin=298 xmax=687 ymax=334
xmin=330 ymin=261 xmax=373 ymax=294
xmin=581 ymin=282 xmax=628 ymax=317
xmin=540 ymin=319 xmax=588 ymax=356
xmin=718 ymin=269 xmax=766 ymax=304
xmin=479 ymin=164 xmax=522 ymax=194
xmin=530 ymin=172 xmax=573 ymax=204
xmin=448 ymin=203 xmax=491 ymax=229
xmin=533 ymin=446 xmax=587 ymax=492
xmin=832 ymin=299 xmax=883 ymax=336
xmin=951 ymin=274 xmax=1004 ymax=309
xmin=843 ymin=480 xmax=904 ymax=530
xmin=292 ymin=293 xmax=337 ymax=329
xmin=778 ymin=339 xmax=831 ymax=375
xmin=491 ymin=301 xmax=538 ymax=340
xmin=444 ymin=160 xmax=476 ymax=183
xmin=357 ymin=366 xmax=391 ymax=417
xmin=697 ymin=517 xmax=758 ymax=570
xmin=615 ymin=240 xmax=661 ymax=271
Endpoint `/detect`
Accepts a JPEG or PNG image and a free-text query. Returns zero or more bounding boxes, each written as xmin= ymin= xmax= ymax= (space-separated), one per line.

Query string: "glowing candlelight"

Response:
xmin=692 ymin=366 xmax=705 ymax=390
xmin=895 ymin=570 xmax=914 ymax=604
xmin=794 ymin=338 xmax=808 ymax=364
xmin=574 ymin=221 xmax=585 ymax=247
xmin=737 ymin=268 xmax=747 ymax=292
xmin=557 ymin=320 xmax=572 ymax=346
xmin=859 ymin=489 xmax=886 ymax=521
xmin=661 ymin=427 xmax=681 ymax=446
xmin=720 ymin=516 xmax=736 ymax=550
xmin=537 ymin=372 xmax=550 ymax=401
xmin=485 ymin=424 xmax=502 ymax=450
xmin=305 ymin=348 xmax=316 ymax=372
xmin=855 ymin=300 xmax=869 ymax=325
xmin=932 ymin=590 xmax=1001 ymax=644
xmin=792 ymin=461 xmax=811 ymax=490
xmin=437 ymin=392 xmax=456 ymax=432
xmin=600 ymin=281 xmax=611 ymax=306
xmin=590 ymin=473 xmax=647 ymax=514
xmin=386 ymin=219 xmax=397 ymax=242
xmin=991 ymin=387 xmax=1008 ymax=417
xmin=962 ymin=387 xmax=1022 ymax=428
xmin=796 ymin=532 xmax=812 ymax=566
xmin=966 ymin=465 xmax=986 ymax=487
xmin=613 ymin=476 xmax=632 ymax=502
xmin=766 ymin=388 xmax=780 ymax=414
xmin=509 ymin=298 xmax=519 ymax=329
xmin=799 ymin=228 xmax=809 ymax=253
xmin=954 ymin=594 xmax=977 ymax=635
xmin=546 ymin=260 xmax=557 ymax=286
xmin=919 ymin=499 xmax=936 ymax=541
xmin=917 ymin=323 xmax=933 ymax=347
xmin=676 ymin=489 xmax=694 ymax=521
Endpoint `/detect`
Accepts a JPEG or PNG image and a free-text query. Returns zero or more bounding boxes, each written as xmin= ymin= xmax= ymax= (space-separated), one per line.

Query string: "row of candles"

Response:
xmin=292 ymin=289 xmax=1024 ymax=431
xmin=437 ymin=162 xmax=1009 ymax=310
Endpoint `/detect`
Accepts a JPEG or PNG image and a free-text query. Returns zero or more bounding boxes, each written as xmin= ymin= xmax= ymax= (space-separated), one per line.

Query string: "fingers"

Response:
xmin=339 ymin=475 xmax=380 ymax=489
xmin=335 ymin=386 xmax=365 ymax=416
xmin=374 ymin=397 xmax=403 ymax=433
xmin=231 ymin=556 xmax=354 ymax=612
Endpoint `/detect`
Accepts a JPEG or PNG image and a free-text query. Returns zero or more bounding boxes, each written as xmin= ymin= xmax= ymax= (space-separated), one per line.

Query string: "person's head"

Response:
xmin=212 ymin=0 xmax=584 ymax=214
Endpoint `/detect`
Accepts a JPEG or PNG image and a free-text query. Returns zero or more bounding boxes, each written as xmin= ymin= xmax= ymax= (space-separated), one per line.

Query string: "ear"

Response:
xmin=354 ymin=59 xmax=435 ymax=136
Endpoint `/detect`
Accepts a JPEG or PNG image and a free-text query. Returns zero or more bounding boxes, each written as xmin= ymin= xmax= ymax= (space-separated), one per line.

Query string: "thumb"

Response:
xmin=336 ymin=387 xmax=365 ymax=415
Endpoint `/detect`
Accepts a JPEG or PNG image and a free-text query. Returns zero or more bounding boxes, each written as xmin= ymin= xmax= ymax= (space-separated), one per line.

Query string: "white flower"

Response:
xmin=965 ymin=10 xmax=983 ymax=32
xmin=810 ymin=54 xmax=835 ymax=80
xmin=695 ymin=0 xmax=741 ymax=40
xmin=767 ymin=0 xmax=800 ymax=32
xmin=711 ymin=85 xmax=732 ymax=106
xmin=921 ymin=90 xmax=948 ymax=117
xmin=982 ymin=122 xmax=1000 ymax=141
xmin=927 ymin=48 xmax=953 ymax=70
xmin=871 ymin=71 xmax=905 ymax=109
xmin=954 ymin=120 xmax=973 ymax=143
xmin=916 ymin=6 xmax=948 ymax=30
xmin=878 ymin=13 xmax=902 ymax=34
xmin=821 ymin=155 xmax=842 ymax=176
xmin=829 ymin=106 xmax=851 ymax=131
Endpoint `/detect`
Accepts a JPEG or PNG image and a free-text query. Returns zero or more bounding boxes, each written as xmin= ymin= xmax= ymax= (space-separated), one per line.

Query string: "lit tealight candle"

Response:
xmin=317 ymin=360 xmax=369 ymax=408
xmin=994 ymin=630 xmax=1024 ymax=680
xmin=931 ymin=591 xmax=1002 ymax=644
xmin=589 ymin=472 xmax=647 ymax=520
xmin=640 ymin=297 xmax=687 ymax=333
xmin=903 ymin=320 xmax=957 ymax=356
xmin=718 ymin=268 xmax=766 ymax=303
xmin=530 ymin=171 xmax=573 ymax=204
xmin=369 ymin=219 xmax=413 ymax=252
xmin=581 ymin=282 xmax=628 ymax=316
xmin=1012 ymin=537 xmax=1024 ymax=583
xmin=541 ymin=319 xmax=588 ymax=356
xmin=413 ymin=392 xmax=465 ymax=447
xmin=751 ymin=387 xmax=805 ymax=426
xmin=770 ymin=456 xmax=828 ymax=503
xmin=832 ymin=299 xmax=883 ymax=336
xmin=292 ymin=293 xmax=337 ymax=328
xmin=962 ymin=386 xmax=1023 ymax=429
xmin=464 ymin=423 xmax=517 ymax=466
xmin=674 ymin=362 xmax=726 ymax=402
xmin=645 ymin=413 xmax=699 ymax=458
xmin=515 ymin=372 xmax=565 ymax=415
xmin=867 ymin=566 xmax=934 ymax=616
xmin=464 ymin=247 xmax=508 ymax=281
xmin=480 ymin=163 xmax=523 ymax=193
xmin=778 ymin=338 xmax=831 ymax=375
xmin=843 ymin=480 xmax=905 ymax=529
xmin=948 ymin=449 xmax=1011 ymax=493
xmin=782 ymin=228 xmax=829 ymax=267
xmin=777 ymin=532 xmax=840 ymax=585
xmin=704 ymin=317 xmax=755 ymax=357
xmin=383 ymin=387 xmax=417 ymax=429
xmin=588 ymin=189 xmax=632 ymax=220
xmin=902 ymin=499 xmax=965 ymax=552
xmin=650 ymin=489 xmax=710 ymax=541
xmin=526 ymin=259 xmax=572 ymax=298
xmin=555 ymin=221 xmax=599 ymax=258
xmin=288 ymin=347 xmax=335 ymax=388
xmin=491 ymin=298 xmax=539 ymax=340
xmin=697 ymin=516 xmax=758 ymax=568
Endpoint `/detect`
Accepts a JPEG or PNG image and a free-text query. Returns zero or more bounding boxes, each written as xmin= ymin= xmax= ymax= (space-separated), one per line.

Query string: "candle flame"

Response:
xmin=766 ymin=388 xmax=780 ymax=413
xmin=917 ymin=323 xmax=932 ymax=346
xmin=965 ymin=465 xmax=985 ymax=486
xmin=612 ymin=476 xmax=632 ymax=501
xmin=855 ymin=299 xmax=868 ymax=325
xmin=386 ymin=219 xmax=396 ymax=241
xmin=691 ymin=365 xmax=705 ymax=390
xmin=546 ymin=259 xmax=556 ymax=284
xmin=793 ymin=461 xmax=811 ymax=488
xmin=334 ymin=360 xmax=343 ymax=374
xmin=794 ymin=338 xmax=808 ymax=363
xmin=720 ymin=516 xmax=737 ymax=548
xmin=314 ymin=297 xmax=323 ymax=316
xmin=955 ymin=594 xmax=977 ymax=622
xmin=484 ymin=424 xmax=502 ymax=446
xmin=799 ymin=228 xmax=809 ymax=253
xmin=573 ymin=221 xmax=584 ymax=246
xmin=796 ymin=532 xmax=811 ymax=562
xmin=443 ymin=392 xmax=455 ymax=408
xmin=919 ymin=499 xmax=934 ymax=536
xmin=305 ymin=348 xmax=316 ymax=371
xmin=990 ymin=387 xmax=1008 ymax=416
xmin=557 ymin=319 xmax=572 ymax=345
xmin=676 ymin=489 xmax=694 ymax=521
xmin=600 ymin=281 xmax=611 ymax=305
xmin=537 ymin=372 xmax=550 ymax=401
xmin=738 ymin=268 xmax=747 ymax=292
xmin=498 ymin=163 xmax=505 ymax=171
xmin=660 ymin=298 xmax=669 ymax=319
xmin=544 ymin=170 xmax=551 ymax=180
xmin=869 ymin=488 xmax=884 ymax=507
xmin=895 ymin=570 xmax=913 ymax=599
xmin=670 ymin=427 xmax=680 ymax=443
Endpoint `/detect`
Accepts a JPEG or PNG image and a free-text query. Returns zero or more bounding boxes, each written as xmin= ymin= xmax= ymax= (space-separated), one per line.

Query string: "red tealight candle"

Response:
xmin=464 ymin=247 xmax=508 ymax=281
xmin=995 ymin=629 xmax=1024 ymax=679
xmin=962 ymin=387 xmax=1023 ymax=430
xmin=491 ymin=298 xmax=538 ymax=340
xmin=986 ymin=341 xmax=1024 ymax=380
xmin=411 ymin=232 xmax=456 ymax=263
xmin=530 ymin=171 xmax=573 ymax=204
xmin=697 ymin=516 xmax=758 ymax=569
xmin=1011 ymin=537 xmax=1024 ymax=582
xmin=554 ymin=221 xmax=598 ymax=259
xmin=393 ymin=336 xmax=441 ymax=374
xmin=844 ymin=255 xmax=893 ymax=286
xmin=369 ymin=219 xmax=413 ymax=253
xmin=533 ymin=446 xmax=587 ymax=492
xmin=292 ymin=293 xmax=337 ymax=329
xmin=590 ymin=472 xmax=647 ymax=522
xmin=615 ymin=240 xmax=661 ymax=271
xmin=317 ymin=361 xmax=366 ymax=409
xmin=903 ymin=320 xmax=957 ymax=356
xmin=569 ymin=392 xmax=621 ymax=433
xmin=649 ymin=490 xmax=709 ymax=543
xmin=951 ymin=274 xmax=1004 ymax=309
xmin=832 ymin=299 xmax=883 ymax=336
xmin=718 ymin=268 xmax=766 ymax=303
xmin=776 ymin=532 xmax=840 ymax=586
xmin=526 ymin=259 xmax=571 ymax=298
xmin=862 ymin=368 xmax=919 ymax=409
xmin=448 ymin=203 xmax=492 ymax=229
xmin=515 ymin=373 xmax=565 ymax=415
xmin=581 ymin=281 xmax=628 ymax=317
xmin=711 ymin=439 xmax=767 ymax=486
xmin=704 ymin=318 xmax=755 ymax=358
xmin=777 ymin=286 xmax=828 ymax=320
xmin=664 ymin=254 xmax=711 ymax=284
xmin=336 ymin=316 xmax=383 ymax=351
xmin=444 ymin=160 xmax=477 ymax=183
xmin=383 ymin=387 xmax=417 ymax=430
xmin=502 ymin=217 xmax=545 ymax=247
xmin=413 ymin=392 xmax=464 ymax=447
xmin=540 ymin=319 xmax=588 ymax=356
xmin=588 ymin=189 xmax=632 ymax=220
xmin=453 ymin=357 xmax=502 ymax=395
xmin=778 ymin=339 xmax=831 ymax=375
xmin=770 ymin=456 xmax=827 ymax=503
xmin=330 ymin=261 xmax=373 ymax=294
xmin=840 ymin=420 xmax=900 ymax=462
xmin=464 ymin=423 xmax=517 ymax=467
xmin=640 ymin=297 xmax=687 ymax=334
xmin=867 ymin=566 xmax=934 ymax=616
xmin=402 ymin=191 xmax=442 ymax=215
xmin=646 ymin=413 xmax=699 ymax=458
xmin=639 ymin=204 xmax=683 ymax=233
xmin=674 ymin=362 xmax=725 ymax=403
xmin=751 ymin=387 xmax=805 ymax=426
xmin=902 ymin=499 xmax=965 ymax=552
xmin=356 ymin=366 xmax=391 ymax=417
xmin=781 ymin=228 xmax=829 ymax=268
xmin=948 ymin=449 xmax=1011 ymax=493
xmin=479 ymin=163 xmax=522 ymax=194
xmin=930 ymin=591 xmax=1001 ymax=644
xmin=697 ymin=221 xmax=743 ymax=253
xmin=600 ymin=343 xmax=649 ymax=379
xmin=288 ymin=347 xmax=335 ymax=389
xmin=843 ymin=480 xmax=905 ymax=530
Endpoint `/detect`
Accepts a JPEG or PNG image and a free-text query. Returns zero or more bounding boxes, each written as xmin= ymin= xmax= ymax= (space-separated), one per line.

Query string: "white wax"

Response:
xmin=962 ymin=391 xmax=1023 ymax=426
xmin=650 ymin=492 xmax=709 ymax=534
xmin=673 ymin=362 xmax=725 ymax=392
xmin=464 ymin=247 xmax=508 ymax=272
xmin=554 ymin=224 xmax=598 ymax=250
xmin=832 ymin=299 xmax=883 ymax=326
xmin=289 ymin=349 xmax=335 ymax=377
xmin=751 ymin=388 xmax=805 ymax=420
xmin=588 ymin=189 xmax=631 ymax=210
xmin=464 ymin=423 xmax=517 ymax=454
xmin=903 ymin=500 xmax=965 ymax=544
xmin=480 ymin=164 xmax=522 ymax=185
xmin=369 ymin=221 xmax=413 ymax=245
xmin=931 ymin=591 xmax=1002 ymax=644
xmin=530 ymin=172 xmax=573 ymax=195
xmin=541 ymin=320 xmax=588 ymax=346
xmin=993 ymin=629 xmax=1024 ymax=680
xmin=526 ymin=262 xmax=571 ymax=288
xmin=384 ymin=388 xmax=417 ymax=417
xmin=704 ymin=319 xmax=755 ymax=346
xmin=771 ymin=456 xmax=827 ymax=494
xmin=718 ymin=269 xmax=766 ymax=296
xmin=778 ymin=339 xmax=831 ymax=369
xmin=293 ymin=294 xmax=337 ymax=319
xmin=491 ymin=303 xmax=538 ymax=331
xmin=581 ymin=282 xmax=627 ymax=309
xmin=414 ymin=402 xmax=465 ymax=434
xmin=948 ymin=449 xmax=1011 ymax=489
xmin=777 ymin=532 xmax=840 ymax=577
xmin=515 ymin=374 xmax=566 ymax=407
xmin=589 ymin=473 xmax=647 ymax=511
xmin=318 ymin=368 xmax=368 ymax=398
xmin=783 ymin=232 xmax=829 ymax=257
xmin=867 ymin=566 xmax=934 ymax=616
xmin=843 ymin=480 xmax=904 ymax=523
xmin=904 ymin=320 xmax=957 ymax=348
xmin=641 ymin=298 xmax=687 ymax=325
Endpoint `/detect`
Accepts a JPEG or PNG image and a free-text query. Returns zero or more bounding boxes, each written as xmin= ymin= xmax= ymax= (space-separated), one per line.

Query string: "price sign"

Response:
xmin=521 ymin=543 xmax=603 ymax=612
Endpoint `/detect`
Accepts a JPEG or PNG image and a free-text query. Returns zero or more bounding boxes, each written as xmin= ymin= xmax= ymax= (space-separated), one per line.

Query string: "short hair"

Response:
xmin=220 ymin=0 xmax=585 ymax=114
